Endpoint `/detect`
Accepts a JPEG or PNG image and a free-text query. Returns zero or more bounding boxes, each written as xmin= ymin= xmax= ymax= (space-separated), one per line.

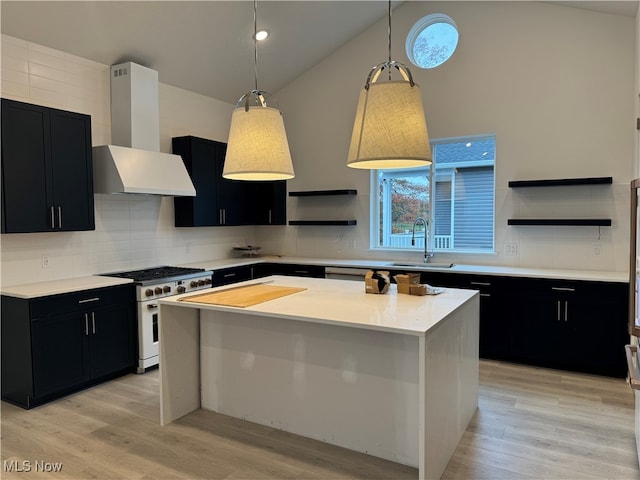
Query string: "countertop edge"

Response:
xmin=180 ymin=256 xmax=629 ymax=283
xmin=1 ymin=255 xmax=627 ymax=299
xmin=1 ymin=276 xmax=134 ymax=299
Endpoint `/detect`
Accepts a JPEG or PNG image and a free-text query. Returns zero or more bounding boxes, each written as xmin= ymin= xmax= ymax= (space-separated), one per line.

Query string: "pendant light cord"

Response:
xmin=254 ymin=0 xmax=258 ymax=91
xmin=387 ymin=0 xmax=392 ymax=80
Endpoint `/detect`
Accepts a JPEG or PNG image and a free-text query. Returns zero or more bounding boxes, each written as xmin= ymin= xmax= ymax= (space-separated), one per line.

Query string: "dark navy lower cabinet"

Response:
xmin=1 ymin=284 xmax=136 ymax=409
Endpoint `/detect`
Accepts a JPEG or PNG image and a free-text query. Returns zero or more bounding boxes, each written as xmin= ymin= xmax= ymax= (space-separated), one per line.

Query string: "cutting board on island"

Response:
xmin=179 ymin=283 xmax=306 ymax=308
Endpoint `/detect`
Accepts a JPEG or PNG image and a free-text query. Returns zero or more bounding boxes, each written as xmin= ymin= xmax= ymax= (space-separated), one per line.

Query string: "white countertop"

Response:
xmin=160 ymin=275 xmax=478 ymax=336
xmin=0 ymin=276 xmax=134 ymax=299
xmin=1 ymin=255 xmax=627 ymax=300
xmin=180 ymin=256 xmax=629 ymax=283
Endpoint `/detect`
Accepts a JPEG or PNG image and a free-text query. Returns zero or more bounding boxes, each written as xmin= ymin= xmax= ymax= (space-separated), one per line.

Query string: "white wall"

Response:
xmin=261 ymin=1 xmax=636 ymax=272
xmin=0 ymin=1 xmax=637 ymax=285
xmin=0 ymin=34 xmax=255 ymax=285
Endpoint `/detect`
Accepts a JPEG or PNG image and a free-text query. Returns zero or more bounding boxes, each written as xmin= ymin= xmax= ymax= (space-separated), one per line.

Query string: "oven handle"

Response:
xmin=625 ymin=344 xmax=640 ymax=390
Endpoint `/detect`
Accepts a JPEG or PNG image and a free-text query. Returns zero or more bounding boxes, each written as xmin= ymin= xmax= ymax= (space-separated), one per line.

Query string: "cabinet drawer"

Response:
xmin=515 ymin=277 xmax=624 ymax=299
xmin=30 ymin=284 xmax=134 ymax=318
xmin=254 ymin=263 xmax=325 ymax=278
xmin=212 ymin=266 xmax=253 ymax=287
xmin=275 ymin=264 xmax=325 ymax=278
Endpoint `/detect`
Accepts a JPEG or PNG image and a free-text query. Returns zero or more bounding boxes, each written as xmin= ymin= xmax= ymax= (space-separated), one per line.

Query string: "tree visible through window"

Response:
xmin=373 ymin=135 xmax=495 ymax=253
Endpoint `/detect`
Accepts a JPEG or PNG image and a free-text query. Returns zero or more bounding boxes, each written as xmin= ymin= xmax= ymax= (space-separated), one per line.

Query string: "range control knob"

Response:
xmin=205 ymin=278 xmax=212 ymax=284
xmin=197 ymin=280 xmax=204 ymax=286
xmin=190 ymin=281 xmax=198 ymax=288
xmin=177 ymin=286 xmax=186 ymax=294
xmin=163 ymin=285 xmax=171 ymax=293
xmin=145 ymin=289 xmax=154 ymax=297
xmin=154 ymin=287 xmax=163 ymax=295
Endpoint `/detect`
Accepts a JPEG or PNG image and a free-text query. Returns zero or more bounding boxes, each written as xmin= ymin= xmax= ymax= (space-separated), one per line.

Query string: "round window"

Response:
xmin=405 ymin=13 xmax=459 ymax=69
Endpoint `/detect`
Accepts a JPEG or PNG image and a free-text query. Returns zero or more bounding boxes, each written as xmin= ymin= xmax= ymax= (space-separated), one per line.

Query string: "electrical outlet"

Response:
xmin=41 ymin=255 xmax=49 ymax=268
xmin=593 ymin=244 xmax=601 ymax=256
xmin=504 ymin=243 xmax=518 ymax=256
xmin=348 ymin=239 xmax=356 ymax=249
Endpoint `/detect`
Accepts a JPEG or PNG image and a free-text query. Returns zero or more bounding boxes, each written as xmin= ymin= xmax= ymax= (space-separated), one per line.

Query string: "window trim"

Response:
xmin=405 ymin=13 xmax=459 ymax=70
xmin=370 ymin=134 xmax=497 ymax=255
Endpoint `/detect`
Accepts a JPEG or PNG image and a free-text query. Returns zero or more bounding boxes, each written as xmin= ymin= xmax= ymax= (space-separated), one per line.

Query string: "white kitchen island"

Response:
xmin=158 ymin=275 xmax=479 ymax=480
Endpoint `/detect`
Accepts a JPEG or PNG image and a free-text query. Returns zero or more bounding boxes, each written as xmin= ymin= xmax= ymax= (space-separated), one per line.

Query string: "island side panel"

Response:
xmin=422 ymin=294 xmax=480 ymax=480
xmin=159 ymin=303 xmax=201 ymax=426
xmin=199 ymin=309 xmax=421 ymax=467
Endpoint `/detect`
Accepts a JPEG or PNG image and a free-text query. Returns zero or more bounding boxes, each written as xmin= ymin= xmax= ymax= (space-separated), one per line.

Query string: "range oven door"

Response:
xmin=138 ymin=300 xmax=159 ymax=373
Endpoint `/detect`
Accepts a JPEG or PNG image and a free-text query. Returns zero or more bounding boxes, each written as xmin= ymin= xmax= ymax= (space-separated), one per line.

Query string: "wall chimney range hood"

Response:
xmin=93 ymin=62 xmax=196 ymax=196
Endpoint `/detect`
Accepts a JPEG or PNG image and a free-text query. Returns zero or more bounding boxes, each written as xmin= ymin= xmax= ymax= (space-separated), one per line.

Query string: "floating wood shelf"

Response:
xmin=289 ymin=189 xmax=358 ymax=197
xmin=508 ymin=219 xmax=612 ymax=226
xmin=288 ymin=220 xmax=357 ymax=226
xmin=508 ymin=177 xmax=612 ymax=188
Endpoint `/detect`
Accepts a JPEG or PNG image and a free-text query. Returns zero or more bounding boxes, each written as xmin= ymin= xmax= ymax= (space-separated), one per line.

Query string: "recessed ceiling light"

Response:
xmin=254 ymin=29 xmax=269 ymax=41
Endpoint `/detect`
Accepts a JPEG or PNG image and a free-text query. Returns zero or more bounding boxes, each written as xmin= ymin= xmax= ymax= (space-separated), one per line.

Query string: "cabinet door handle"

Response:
xmin=269 ymin=209 xmax=272 ymax=224
xmin=79 ymin=297 xmax=100 ymax=304
xmin=470 ymin=281 xmax=490 ymax=286
xmin=58 ymin=206 xmax=62 ymax=228
xmin=480 ymin=293 xmax=491 ymax=297
xmin=564 ymin=301 xmax=568 ymax=322
xmin=91 ymin=312 xmax=96 ymax=334
xmin=84 ymin=313 xmax=89 ymax=335
xmin=219 ymin=209 xmax=223 ymax=224
xmin=50 ymin=206 xmax=55 ymax=229
xmin=294 ymin=270 xmax=309 ymax=274
xmin=552 ymin=287 xmax=575 ymax=292
xmin=223 ymin=209 xmax=226 ymax=224
xmin=557 ymin=300 xmax=561 ymax=321
xmin=223 ymin=273 xmax=236 ymax=278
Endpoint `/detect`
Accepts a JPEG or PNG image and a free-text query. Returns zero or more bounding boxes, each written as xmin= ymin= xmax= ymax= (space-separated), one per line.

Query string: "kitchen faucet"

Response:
xmin=411 ymin=217 xmax=433 ymax=263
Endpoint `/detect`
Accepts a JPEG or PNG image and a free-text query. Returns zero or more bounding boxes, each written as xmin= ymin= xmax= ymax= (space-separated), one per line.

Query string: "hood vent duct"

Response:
xmin=92 ymin=62 xmax=196 ymax=196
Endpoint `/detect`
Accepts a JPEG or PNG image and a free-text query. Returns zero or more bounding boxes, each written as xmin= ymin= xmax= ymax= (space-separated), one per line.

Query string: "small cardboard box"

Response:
xmin=409 ymin=284 xmax=427 ymax=296
xmin=394 ymin=273 xmax=420 ymax=294
xmin=365 ymin=270 xmax=390 ymax=294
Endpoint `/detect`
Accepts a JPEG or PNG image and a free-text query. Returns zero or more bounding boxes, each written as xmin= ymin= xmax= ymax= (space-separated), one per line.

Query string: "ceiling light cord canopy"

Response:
xmin=347 ymin=0 xmax=432 ymax=170
xmin=223 ymin=0 xmax=294 ymax=181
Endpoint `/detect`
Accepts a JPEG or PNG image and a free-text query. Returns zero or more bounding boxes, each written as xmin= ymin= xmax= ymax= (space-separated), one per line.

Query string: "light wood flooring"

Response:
xmin=1 ymin=360 xmax=638 ymax=480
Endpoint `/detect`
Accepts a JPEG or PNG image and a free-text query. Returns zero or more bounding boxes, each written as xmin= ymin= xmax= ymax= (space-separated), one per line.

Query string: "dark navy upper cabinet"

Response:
xmin=250 ymin=180 xmax=287 ymax=225
xmin=172 ymin=135 xmax=286 ymax=227
xmin=1 ymin=98 xmax=94 ymax=233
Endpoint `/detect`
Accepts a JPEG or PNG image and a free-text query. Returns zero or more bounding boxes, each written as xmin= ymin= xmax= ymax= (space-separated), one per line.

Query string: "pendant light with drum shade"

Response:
xmin=348 ymin=1 xmax=431 ymax=170
xmin=223 ymin=0 xmax=295 ymax=181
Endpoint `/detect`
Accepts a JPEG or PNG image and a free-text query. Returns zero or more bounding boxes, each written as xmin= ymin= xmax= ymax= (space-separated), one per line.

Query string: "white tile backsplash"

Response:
xmin=0 ymin=34 xmax=252 ymax=287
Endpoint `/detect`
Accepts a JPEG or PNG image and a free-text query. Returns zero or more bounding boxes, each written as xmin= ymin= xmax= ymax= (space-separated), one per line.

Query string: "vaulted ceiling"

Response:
xmin=2 ymin=1 xmax=637 ymax=104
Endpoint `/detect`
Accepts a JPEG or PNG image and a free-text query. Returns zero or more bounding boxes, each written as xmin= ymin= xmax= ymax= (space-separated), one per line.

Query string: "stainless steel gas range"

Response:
xmin=101 ymin=266 xmax=212 ymax=373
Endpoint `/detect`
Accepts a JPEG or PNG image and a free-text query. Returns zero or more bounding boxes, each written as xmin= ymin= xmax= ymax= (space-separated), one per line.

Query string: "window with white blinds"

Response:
xmin=373 ymin=135 xmax=495 ymax=253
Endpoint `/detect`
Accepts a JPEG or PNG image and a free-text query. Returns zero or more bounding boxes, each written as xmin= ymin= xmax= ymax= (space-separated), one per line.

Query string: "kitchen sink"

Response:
xmin=386 ymin=262 xmax=455 ymax=269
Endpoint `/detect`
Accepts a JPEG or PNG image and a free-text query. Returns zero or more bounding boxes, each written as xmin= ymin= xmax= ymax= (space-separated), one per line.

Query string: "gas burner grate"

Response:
xmin=101 ymin=266 xmax=206 ymax=282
